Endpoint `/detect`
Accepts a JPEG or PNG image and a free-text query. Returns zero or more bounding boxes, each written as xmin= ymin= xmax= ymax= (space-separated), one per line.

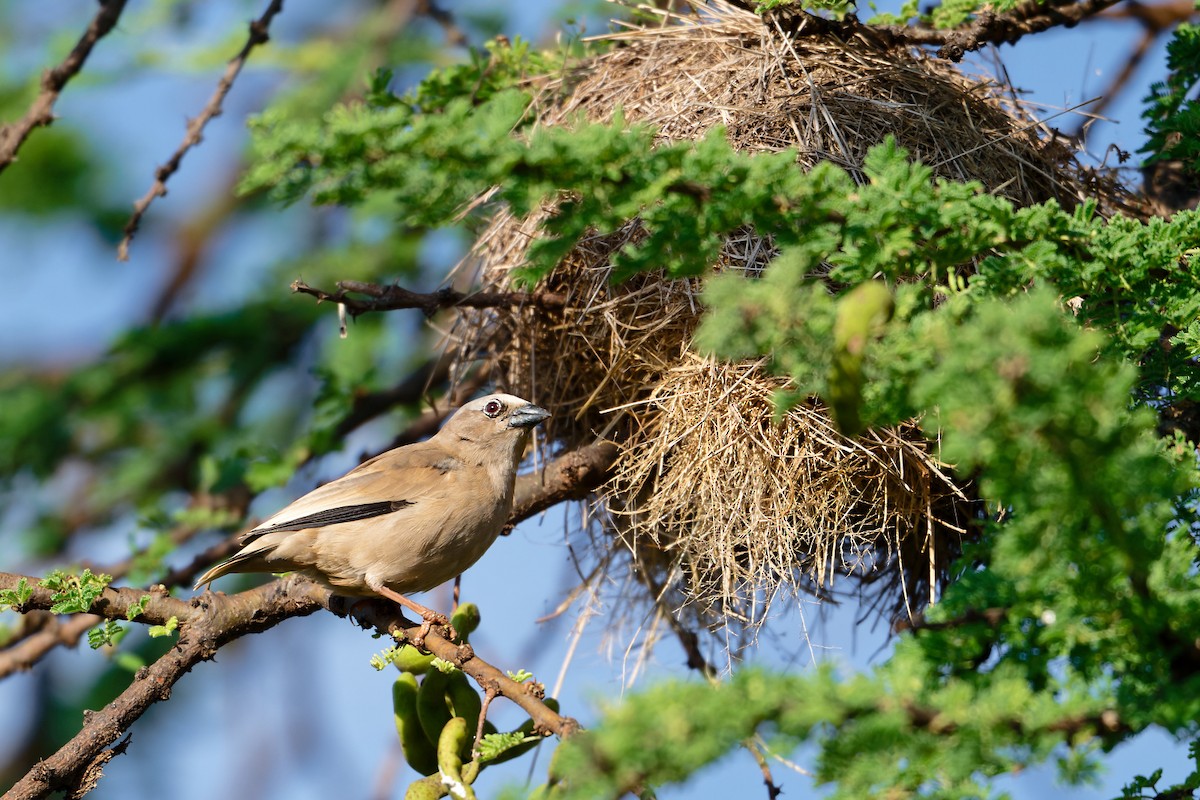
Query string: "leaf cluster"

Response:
xmin=1141 ymin=18 xmax=1200 ymax=174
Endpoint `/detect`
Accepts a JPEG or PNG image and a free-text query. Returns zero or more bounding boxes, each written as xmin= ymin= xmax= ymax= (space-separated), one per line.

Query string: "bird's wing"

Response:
xmin=239 ymin=442 xmax=463 ymax=545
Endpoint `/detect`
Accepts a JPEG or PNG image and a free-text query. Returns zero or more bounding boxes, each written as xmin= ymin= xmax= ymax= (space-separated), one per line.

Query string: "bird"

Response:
xmin=194 ymin=393 xmax=550 ymax=641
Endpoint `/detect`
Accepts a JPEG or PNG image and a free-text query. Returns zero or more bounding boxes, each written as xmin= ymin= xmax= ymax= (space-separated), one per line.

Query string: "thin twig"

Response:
xmin=1068 ymin=0 xmax=1199 ymax=139
xmin=744 ymin=739 xmax=783 ymax=800
xmin=117 ymin=0 xmax=287 ymax=260
xmin=415 ymin=0 xmax=469 ymax=47
xmin=292 ymin=279 xmax=568 ymax=317
xmin=473 ymin=684 xmax=501 ymax=758
xmin=892 ymin=605 xmax=1008 ymax=633
xmin=0 ymin=0 xmax=129 ymax=173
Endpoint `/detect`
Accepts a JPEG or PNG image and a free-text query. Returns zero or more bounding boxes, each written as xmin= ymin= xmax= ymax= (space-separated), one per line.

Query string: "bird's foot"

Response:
xmin=409 ymin=610 xmax=456 ymax=650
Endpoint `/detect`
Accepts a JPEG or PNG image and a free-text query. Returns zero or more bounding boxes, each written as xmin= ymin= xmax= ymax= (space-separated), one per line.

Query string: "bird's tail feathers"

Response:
xmin=193 ymin=550 xmax=259 ymax=591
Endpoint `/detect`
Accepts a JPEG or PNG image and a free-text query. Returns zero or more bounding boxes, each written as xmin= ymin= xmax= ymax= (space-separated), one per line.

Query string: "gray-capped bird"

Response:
xmin=195 ymin=393 xmax=550 ymax=637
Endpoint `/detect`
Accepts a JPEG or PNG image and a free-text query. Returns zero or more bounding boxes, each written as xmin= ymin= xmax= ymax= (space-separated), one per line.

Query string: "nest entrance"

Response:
xmin=449 ymin=1 xmax=1124 ymax=638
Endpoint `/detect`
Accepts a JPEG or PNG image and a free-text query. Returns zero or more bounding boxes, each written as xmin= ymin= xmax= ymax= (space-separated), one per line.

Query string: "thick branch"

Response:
xmin=0 ymin=573 xmax=577 ymax=800
xmin=506 ymin=441 xmax=620 ymax=533
xmin=292 ymin=279 xmax=567 ymax=317
xmin=0 ymin=0 xmax=128 ymax=172
xmin=0 ymin=576 xmax=325 ymax=800
xmin=117 ymin=0 xmax=287 ymax=260
xmin=764 ymin=0 xmax=1125 ymax=61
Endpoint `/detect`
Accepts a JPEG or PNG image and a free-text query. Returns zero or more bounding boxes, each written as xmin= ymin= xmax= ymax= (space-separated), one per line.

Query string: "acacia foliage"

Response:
xmin=235 ymin=24 xmax=1200 ymax=798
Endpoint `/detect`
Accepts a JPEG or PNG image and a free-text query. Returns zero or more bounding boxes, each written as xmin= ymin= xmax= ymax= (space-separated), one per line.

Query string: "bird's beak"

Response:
xmin=507 ymin=403 xmax=551 ymax=429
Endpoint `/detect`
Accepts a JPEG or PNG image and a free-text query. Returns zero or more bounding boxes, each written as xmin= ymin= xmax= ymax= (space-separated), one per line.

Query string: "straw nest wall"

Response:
xmin=451 ymin=1 xmax=1125 ymax=633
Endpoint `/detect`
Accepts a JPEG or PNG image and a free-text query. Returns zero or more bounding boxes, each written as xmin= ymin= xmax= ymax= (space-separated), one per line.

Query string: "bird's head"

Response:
xmin=438 ymin=393 xmax=551 ymax=459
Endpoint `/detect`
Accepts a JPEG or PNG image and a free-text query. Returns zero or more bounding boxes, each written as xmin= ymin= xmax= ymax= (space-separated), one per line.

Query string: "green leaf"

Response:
xmin=87 ymin=620 xmax=126 ymax=650
xmin=0 ymin=577 xmax=33 ymax=610
xmin=147 ymin=616 xmax=178 ymax=639
xmin=478 ymin=731 xmax=536 ymax=763
xmin=40 ymin=569 xmax=113 ymax=615
xmin=126 ymin=595 xmax=151 ymax=621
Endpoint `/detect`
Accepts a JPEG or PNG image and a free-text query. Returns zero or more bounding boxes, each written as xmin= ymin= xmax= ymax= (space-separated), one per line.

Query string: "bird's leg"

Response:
xmin=372 ymin=585 xmax=457 ymax=648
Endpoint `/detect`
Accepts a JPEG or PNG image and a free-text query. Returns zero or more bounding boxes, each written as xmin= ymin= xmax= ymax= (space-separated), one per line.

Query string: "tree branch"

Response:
xmin=414 ymin=0 xmax=469 ymax=47
xmin=0 ymin=615 xmax=99 ymax=680
xmin=0 ymin=572 xmax=577 ymax=800
xmin=892 ymin=605 xmax=1009 ymax=633
xmin=763 ymin=0 xmax=1126 ymax=61
xmin=291 ymin=279 xmax=568 ymax=318
xmin=1068 ymin=0 xmax=1200 ymax=139
xmin=334 ymin=352 xmax=454 ymax=440
xmin=506 ymin=441 xmax=620 ymax=533
xmin=0 ymin=1 xmax=129 ymax=173
xmin=117 ymin=0 xmax=287 ymax=261
xmin=0 ymin=576 xmax=323 ymax=800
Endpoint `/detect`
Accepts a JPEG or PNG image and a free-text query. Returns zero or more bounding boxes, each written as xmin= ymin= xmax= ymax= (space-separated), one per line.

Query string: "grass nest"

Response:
xmin=450 ymin=1 xmax=1129 ymax=635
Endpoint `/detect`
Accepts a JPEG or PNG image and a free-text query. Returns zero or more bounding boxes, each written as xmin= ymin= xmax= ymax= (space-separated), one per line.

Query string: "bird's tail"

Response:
xmin=193 ymin=551 xmax=256 ymax=591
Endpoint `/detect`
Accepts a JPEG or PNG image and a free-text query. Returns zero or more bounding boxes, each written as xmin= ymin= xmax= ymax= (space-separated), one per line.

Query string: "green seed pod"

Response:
xmin=828 ymin=280 xmax=894 ymax=437
xmin=416 ymin=667 xmax=453 ymax=746
xmin=450 ymin=603 xmax=481 ymax=640
xmin=461 ymin=758 xmax=481 ymax=786
xmin=437 ymin=717 xmax=476 ymax=799
xmin=403 ymin=774 xmax=445 ymax=800
xmin=393 ymin=673 xmax=439 ymax=777
xmin=445 ymin=669 xmax=483 ymax=732
xmin=393 ymin=644 xmax=437 ymax=675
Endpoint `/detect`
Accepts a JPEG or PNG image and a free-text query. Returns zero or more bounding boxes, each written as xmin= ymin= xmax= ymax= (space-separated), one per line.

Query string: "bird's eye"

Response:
xmin=483 ymin=399 xmax=504 ymax=418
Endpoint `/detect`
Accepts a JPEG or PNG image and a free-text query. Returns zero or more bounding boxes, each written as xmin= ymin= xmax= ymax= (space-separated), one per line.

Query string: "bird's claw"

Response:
xmin=408 ymin=612 xmax=455 ymax=651
xmin=424 ymin=610 xmax=457 ymax=642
